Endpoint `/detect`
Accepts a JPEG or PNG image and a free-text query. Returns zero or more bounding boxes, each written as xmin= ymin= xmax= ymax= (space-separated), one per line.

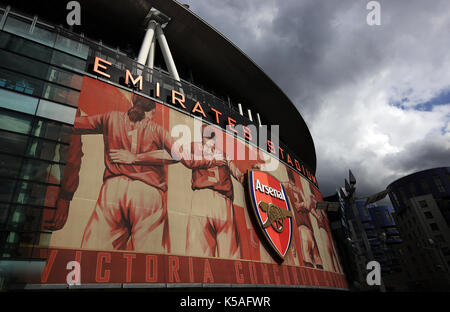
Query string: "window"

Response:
xmin=20 ymin=158 xmax=64 ymax=184
xmin=26 ymin=138 xmax=68 ymax=163
xmin=0 ymin=49 xmax=50 ymax=81
xmin=0 ymin=88 xmax=39 ymax=115
xmin=0 ymin=67 xmax=44 ymax=97
xmin=32 ymin=119 xmax=72 ymax=143
xmin=430 ymin=223 xmax=439 ymax=231
xmin=54 ymin=34 xmax=89 ymax=59
xmin=433 ymin=175 xmax=446 ymax=193
xmin=42 ymin=83 xmax=80 ymax=107
xmin=0 ymin=130 xmax=29 ymax=156
xmin=0 ymin=32 xmax=53 ymax=63
xmin=47 ymin=67 xmax=83 ymax=90
xmin=0 ymin=153 xmax=22 ymax=179
xmin=10 ymin=180 xmax=59 ymax=208
xmin=36 ymin=99 xmax=76 ymax=124
xmin=4 ymin=15 xmax=55 ymax=47
xmin=424 ymin=211 xmax=433 ymax=219
xmin=51 ymin=50 xmax=86 ymax=73
xmin=0 ymin=109 xmax=33 ymax=134
xmin=0 ymin=178 xmax=17 ymax=203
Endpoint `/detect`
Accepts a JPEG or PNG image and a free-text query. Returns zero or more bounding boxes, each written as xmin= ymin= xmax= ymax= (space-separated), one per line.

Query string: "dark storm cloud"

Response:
xmin=187 ymin=0 xmax=450 ymax=198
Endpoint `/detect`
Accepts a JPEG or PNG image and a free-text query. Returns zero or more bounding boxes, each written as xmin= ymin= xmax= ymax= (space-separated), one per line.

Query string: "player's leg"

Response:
xmin=128 ymin=180 xmax=166 ymax=253
xmin=81 ymin=176 xmax=130 ymax=250
xmin=215 ymin=195 xmax=239 ymax=259
xmin=311 ymin=232 xmax=323 ymax=269
xmin=299 ymin=225 xmax=314 ymax=267
xmin=185 ymin=189 xmax=216 ymax=257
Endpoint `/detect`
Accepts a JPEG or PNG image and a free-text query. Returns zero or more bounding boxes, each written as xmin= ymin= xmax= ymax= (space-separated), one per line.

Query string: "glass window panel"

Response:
xmin=0 ymin=178 xmax=17 ymax=203
xmin=20 ymin=158 xmax=51 ymax=183
xmin=0 ymin=67 xmax=44 ymax=97
xmin=3 ymin=15 xmax=31 ymax=38
xmin=36 ymin=99 xmax=76 ymax=124
xmin=31 ymin=24 xmax=56 ymax=47
xmin=0 ymin=130 xmax=29 ymax=155
xmin=0 ymin=109 xmax=33 ymax=134
xmin=0 ymin=50 xmax=49 ymax=80
xmin=54 ymin=34 xmax=89 ymax=59
xmin=12 ymin=180 xmax=59 ymax=207
xmin=20 ymin=158 xmax=64 ymax=184
xmin=51 ymin=50 xmax=86 ymax=73
xmin=47 ymin=66 xmax=83 ymax=90
xmin=4 ymin=16 xmax=55 ymax=47
xmin=0 ymin=87 xmax=39 ymax=115
xmin=0 ymin=153 xmax=22 ymax=179
xmin=26 ymin=138 xmax=68 ymax=164
xmin=0 ymin=203 xmax=10 ymax=227
xmin=0 ymin=32 xmax=53 ymax=63
xmin=42 ymin=83 xmax=80 ymax=107
xmin=32 ymin=119 xmax=73 ymax=143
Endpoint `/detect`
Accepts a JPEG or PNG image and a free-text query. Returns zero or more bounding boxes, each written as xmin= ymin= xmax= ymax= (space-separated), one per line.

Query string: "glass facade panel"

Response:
xmin=47 ymin=66 xmax=83 ymax=90
xmin=11 ymin=180 xmax=59 ymax=207
xmin=3 ymin=16 xmax=31 ymax=38
xmin=32 ymin=119 xmax=73 ymax=143
xmin=36 ymin=99 xmax=76 ymax=124
xmin=0 ymin=109 xmax=33 ymax=134
xmin=4 ymin=16 xmax=55 ymax=47
xmin=0 ymin=32 xmax=53 ymax=63
xmin=0 ymin=67 xmax=44 ymax=97
xmin=0 ymin=178 xmax=16 ymax=203
xmin=20 ymin=158 xmax=53 ymax=183
xmin=54 ymin=34 xmax=89 ymax=59
xmin=0 ymin=49 xmax=49 ymax=81
xmin=26 ymin=138 xmax=68 ymax=163
xmin=0 ymin=130 xmax=29 ymax=155
xmin=0 ymin=153 xmax=22 ymax=179
xmin=0 ymin=88 xmax=38 ymax=115
xmin=42 ymin=82 xmax=80 ymax=107
xmin=30 ymin=24 xmax=56 ymax=47
xmin=51 ymin=50 xmax=86 ymax=73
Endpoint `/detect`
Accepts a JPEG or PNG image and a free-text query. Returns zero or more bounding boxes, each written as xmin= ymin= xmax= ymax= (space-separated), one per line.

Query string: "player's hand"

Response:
xmin=44 ymin=198 xmax=70 ymax=231
xmin=213 ymin=159 xmax=227 ymax=167
xmin=109 ymin=149 xmax=136 ymax=164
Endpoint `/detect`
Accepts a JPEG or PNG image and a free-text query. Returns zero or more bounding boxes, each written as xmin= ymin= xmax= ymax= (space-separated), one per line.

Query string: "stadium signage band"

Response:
xmin=90 ymin=56 xmax=318 ymax=187
xmin=248 ymin=170 xmax=293 ymax=260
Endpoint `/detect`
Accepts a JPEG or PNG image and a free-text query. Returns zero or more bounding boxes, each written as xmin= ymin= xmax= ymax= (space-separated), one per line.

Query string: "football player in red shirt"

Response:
xmin=46 ymin=97 xmax=220 ymax=253
xmin=284 ymin=170 xmax=323 ymax=269
xmin=310 ymin=203 xmax=342 ymax=273
xmin=185 ymin=124 xmax=245 ymax=258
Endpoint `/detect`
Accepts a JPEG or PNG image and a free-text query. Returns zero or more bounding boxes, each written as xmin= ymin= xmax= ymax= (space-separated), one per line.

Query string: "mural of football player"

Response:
xmin=46 ymin=96 xmax=220 ymax=253
xmin=310 ymin=201 xmax=343 ymax=273
xmin=185 ymin=124 xmax=245 ymax=259
xmin=284 ymin=169 xmax=323 ymax=269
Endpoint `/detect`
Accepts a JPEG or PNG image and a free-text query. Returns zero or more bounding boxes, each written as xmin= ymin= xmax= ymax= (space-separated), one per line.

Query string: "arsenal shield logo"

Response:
xmin=247 ymin=170 xmax=293 ymax=260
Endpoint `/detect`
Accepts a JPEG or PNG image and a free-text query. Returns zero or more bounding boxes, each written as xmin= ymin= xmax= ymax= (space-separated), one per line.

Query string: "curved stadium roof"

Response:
xmin=7 ymin=0 xmax=317 ymax=173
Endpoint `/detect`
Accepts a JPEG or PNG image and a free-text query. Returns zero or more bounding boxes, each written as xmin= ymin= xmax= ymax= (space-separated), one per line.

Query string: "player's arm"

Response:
xmin=109 ymin=149 xmax=179 ymax=165
xmin=72 ymin=112 xmax=109 ymax=134
xmin=160 ymin=127 xmax=222 ymax=169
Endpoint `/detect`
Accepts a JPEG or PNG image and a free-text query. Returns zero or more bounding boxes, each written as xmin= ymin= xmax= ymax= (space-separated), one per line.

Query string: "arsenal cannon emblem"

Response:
xmin=247 ymin=170 xmax=294 ymax=260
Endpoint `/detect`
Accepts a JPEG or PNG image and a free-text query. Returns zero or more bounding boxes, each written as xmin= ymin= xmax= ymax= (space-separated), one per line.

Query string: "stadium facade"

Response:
xmin=0 ymin=0 xmax=348 ymax=290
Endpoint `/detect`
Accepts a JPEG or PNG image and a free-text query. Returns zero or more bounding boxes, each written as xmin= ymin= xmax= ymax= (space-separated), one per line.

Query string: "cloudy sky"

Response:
xmin=186 ymin=0 xmax=450 ymax=200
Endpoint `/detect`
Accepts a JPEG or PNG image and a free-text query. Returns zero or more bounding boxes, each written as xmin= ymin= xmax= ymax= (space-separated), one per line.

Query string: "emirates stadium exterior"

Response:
xmin=0 ymin=0 xmax=348 ymax=290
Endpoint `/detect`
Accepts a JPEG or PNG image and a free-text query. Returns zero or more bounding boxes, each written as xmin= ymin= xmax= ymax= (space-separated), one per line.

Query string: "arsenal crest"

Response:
xmin=247 ymin=170 xmax=293 ymax=260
